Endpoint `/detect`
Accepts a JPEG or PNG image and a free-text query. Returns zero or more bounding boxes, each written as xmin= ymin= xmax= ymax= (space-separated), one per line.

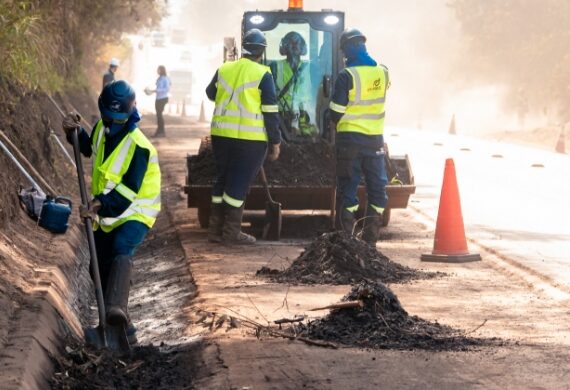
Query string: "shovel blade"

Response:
xmin=263 ymin=201 xmax=282 ymax=241
xmin=84 ymin=324 xmax=130 ymax=352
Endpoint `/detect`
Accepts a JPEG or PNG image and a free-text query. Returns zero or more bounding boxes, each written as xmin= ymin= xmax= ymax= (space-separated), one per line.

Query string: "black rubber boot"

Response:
xmin=105 ymin=255 xmax=132 ymax=326
xmin=362 ymin=205 xmax=382 ymax=246
xmin=208 ymin=202 xmax=224 ymax=243
xmin=222 ymin=204 xmax=256 ymax=245
xmin=335 ymin=207 xmax=356 ymax=235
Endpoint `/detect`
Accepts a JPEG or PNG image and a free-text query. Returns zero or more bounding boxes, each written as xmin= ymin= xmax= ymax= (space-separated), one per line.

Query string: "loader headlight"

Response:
xmin=250 ymin=15 xmax=265 ymax=25
xmin=324 ymin=15 xmax=339 ymax=25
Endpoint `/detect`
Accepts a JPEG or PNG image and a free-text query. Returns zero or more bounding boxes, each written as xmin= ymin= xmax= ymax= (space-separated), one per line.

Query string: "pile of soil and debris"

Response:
xmin=257 ymin=231 xmax=440 ymax=285
xmin=297 ymin=281 xmax=493 ymax=351
xmin=50 ymin=340 xmax=200 ymax=389
xmin=187 ymin=139 xmax=335 ymax=186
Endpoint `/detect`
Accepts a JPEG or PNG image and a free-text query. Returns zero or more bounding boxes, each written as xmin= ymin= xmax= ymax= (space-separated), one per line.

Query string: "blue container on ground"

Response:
xmin=39 ymin=197 xmax=72 ymax=234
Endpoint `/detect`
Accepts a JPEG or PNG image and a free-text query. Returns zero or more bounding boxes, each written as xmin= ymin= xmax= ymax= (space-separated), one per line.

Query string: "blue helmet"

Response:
xmin=242 ymin=29 xmax=267 ymax=57
xmin=98 ymin=80 xmax=136 ymax=121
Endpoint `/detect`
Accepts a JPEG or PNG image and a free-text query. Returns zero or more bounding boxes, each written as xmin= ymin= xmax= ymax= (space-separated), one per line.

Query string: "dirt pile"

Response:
xmin=257 ymin=232 xmax=440 ymax=285
xmin=298 ymin=281 xmax=492 ymax=351
xmin=50 ymin=341 xmax=199 ymax=389
xmin=187 ymin=139 xmax=335 ymax=186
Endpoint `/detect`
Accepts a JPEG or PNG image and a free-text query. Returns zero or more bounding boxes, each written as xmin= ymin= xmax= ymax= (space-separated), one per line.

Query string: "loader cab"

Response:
xmin=242 ymin=8 xmax=345 ymax=142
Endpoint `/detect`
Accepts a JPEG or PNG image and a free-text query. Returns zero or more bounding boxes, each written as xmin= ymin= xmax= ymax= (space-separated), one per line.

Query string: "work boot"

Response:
xmin=105 ymin=255 xmax=132 ymax=326
xmin=335 ymin=207 xmax=355 ymax=235
xmin=208 ymin=202 xmax=224 ymax=243
xmin=126 ymin=316 xmax=138 ymax=345
xmin=222 ymin=204 xmax=256 ymax=245
xmin=362 ymin=205 xmax=382 ymax=246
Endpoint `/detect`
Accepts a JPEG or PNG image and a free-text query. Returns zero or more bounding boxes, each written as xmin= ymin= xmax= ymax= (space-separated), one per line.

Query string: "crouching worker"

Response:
xmin=205 ymin=28 xmax=281 ymax=244
xmin=62 ymin=80 xmax=161 ymax=344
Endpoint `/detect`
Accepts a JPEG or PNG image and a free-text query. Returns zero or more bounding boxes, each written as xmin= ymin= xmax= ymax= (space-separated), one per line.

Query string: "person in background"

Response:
xmin=147 ymin=65 xmax=171 ymax=138
xmin=102 ymin=58 xmax=120 ymax=90
xmin=205 ymin=29 xmax=281 ymax=245
xmin=61 ymin=80 xmax=161 ymax=344
xmin=329 ymin=28 xmax=390 ymax=247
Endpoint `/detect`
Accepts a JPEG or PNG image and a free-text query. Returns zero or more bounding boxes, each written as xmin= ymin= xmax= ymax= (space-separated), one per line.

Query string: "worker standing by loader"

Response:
xmin=205 ymin=28 xmax=281 ymax=245
xmin=329 ymin=28 xmax=389 ymax=246
xmin=62 ymin=80 xmax=161 ymax=344
xmin=102 ymin=58 xmax=119 ymax=90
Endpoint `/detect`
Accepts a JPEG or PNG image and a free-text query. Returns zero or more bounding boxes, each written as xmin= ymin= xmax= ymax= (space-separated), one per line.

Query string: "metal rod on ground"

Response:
xmin=50 ymin=132 xmax=76 ymax=168
xmin=0 ymin=139 xmax=45 ymax=193
xmin=71 ymin=127 xmax=107 ymax=348
xmin=47 ymin=94 xmax=92 ymax=129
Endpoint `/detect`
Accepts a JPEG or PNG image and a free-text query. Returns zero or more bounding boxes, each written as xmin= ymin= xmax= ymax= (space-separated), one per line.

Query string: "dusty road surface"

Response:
xmin=121 ymin=116 xmax=570 ymax=389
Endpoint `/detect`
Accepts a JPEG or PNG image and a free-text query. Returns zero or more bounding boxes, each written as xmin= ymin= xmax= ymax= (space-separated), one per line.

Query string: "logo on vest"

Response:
xmin=368 ymin=78 xmax=383 ymax=92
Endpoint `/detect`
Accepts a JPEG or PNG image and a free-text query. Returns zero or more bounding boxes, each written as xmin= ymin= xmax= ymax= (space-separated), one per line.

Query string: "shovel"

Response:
xmin=71 ymin=128 xmax=130 ymax=352
xmin=259 ymin=166 xmax=282 ymax=241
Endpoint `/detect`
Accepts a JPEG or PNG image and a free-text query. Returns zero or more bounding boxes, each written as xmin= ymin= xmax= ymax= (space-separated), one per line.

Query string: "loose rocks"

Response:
xmin=257 ymin=231 xmax=440 ymax=285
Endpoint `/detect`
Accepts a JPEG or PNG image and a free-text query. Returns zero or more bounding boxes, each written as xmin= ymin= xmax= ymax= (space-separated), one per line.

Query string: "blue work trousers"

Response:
xmin=211 ymin=136 xmax=267 ymax=204
xmin=93 ymin=220 xmax=149 ymax=292
xmin=336 ymin=144 xmax=388 ymax=211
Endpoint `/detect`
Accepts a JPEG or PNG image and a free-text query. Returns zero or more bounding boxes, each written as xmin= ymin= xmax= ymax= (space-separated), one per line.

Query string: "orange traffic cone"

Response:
xmin=421 ymin=159 xmax=481 ymax=263
xmin=181 ymin=98 xmax=187 ymax=117
xmin=555 ymin=124 xmax=565 ymax=154
xmin=199 ymin=100 xmax=207 ymax=123
xmin=448 ymin=114 xmax=456 ymax=135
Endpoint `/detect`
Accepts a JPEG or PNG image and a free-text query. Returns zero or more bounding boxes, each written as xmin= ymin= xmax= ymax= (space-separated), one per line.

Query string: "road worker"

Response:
xmin=329 ymin=28 xmax=390 ymax=246
xmin=62 ymin=80 xmax=161 ymax=344
xmin=205 ymin=28 xmax=281 ymax=245
xmin=270 ymin=31 xmax=314 ymax=136
xmin=102 ymin=58 xmax=119 ymax=90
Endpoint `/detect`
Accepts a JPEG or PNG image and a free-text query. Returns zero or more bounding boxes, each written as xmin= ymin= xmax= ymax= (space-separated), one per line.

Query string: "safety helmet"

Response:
xmin=279 ymin=31 xmax=307 ymax=57
xmin=109 ymin=57 xmax=120 ymax=67
xmin=242 ymin=28 xmax=267 ymax=57
xmin=340 ymin=28 xmax=366 ymax=51
xmin=98 ymin=80 xmax=136 ymax=121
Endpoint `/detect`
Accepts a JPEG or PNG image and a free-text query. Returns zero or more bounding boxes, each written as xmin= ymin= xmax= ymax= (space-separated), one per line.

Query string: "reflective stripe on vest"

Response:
xmin=91 ymin=121 xmax=161 ymax=232
xmin=211 ymin=58 xmax=269 ymax=141
xmin=336 ymin=66 xmax=387 ymax=136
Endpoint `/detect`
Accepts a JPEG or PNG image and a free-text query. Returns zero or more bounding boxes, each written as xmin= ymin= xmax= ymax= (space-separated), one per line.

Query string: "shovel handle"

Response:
xmin=259 ymin=166 xmax=274 ymax=203
xmin=71 ymin=128 xmax=107 ymax=347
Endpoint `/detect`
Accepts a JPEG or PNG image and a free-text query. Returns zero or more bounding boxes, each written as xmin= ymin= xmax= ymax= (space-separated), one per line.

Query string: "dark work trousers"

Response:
xmin=336 ymin=144 xmax=388 ymax=212
xmin=211 ymin=135 xmax=267 ymax=204
xmin=155 ymin=98 xmax=168 ymax=135
xmin=93 ymin=220 xmax=149 ymax=293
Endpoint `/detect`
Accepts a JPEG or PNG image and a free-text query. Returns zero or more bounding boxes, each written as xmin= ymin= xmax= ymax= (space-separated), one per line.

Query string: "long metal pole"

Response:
xmin=50 ymin=132 xmax=76 ymax=168
xmin=71 ymin=128 xmax=107 ymax=347
xmin=0 ymin=139 xmax=44 ymax=193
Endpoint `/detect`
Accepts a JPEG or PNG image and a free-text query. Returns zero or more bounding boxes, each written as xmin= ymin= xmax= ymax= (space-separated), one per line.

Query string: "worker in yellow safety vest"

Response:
xmin=270 ymin=31 xmax=315 ymax=136
xmin=62 ymin=80 xmax=161 ymax=344
xmin=205 ymin=29 xmax=281 ymax=245
xmin=329 ymin=28 xmax=390 ymax=246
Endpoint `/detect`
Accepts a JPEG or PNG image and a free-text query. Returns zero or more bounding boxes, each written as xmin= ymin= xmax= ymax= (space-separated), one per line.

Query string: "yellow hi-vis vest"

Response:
xmin=91 ymin=120 xmax=161 ymax=232
xmin=274 ymin=59 xmax=310 ymax=110
xmin=333 ymin=66 xmax=387 ymax=136
xmin=211 ymin=58 xmax=275 ymax=142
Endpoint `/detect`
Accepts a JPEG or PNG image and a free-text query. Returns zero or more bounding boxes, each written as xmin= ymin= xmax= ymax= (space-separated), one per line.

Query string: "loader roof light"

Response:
xmin=288 ymin=0 xmax=303 ymax=10
xmin=324 ymin=15 xmax=339 ymax=25
xmin=250 ymin=14 xmax=265 ymax=25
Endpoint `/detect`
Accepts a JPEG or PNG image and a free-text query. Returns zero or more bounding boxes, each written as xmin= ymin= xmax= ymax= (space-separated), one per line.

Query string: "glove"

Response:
xmin=266 ymin=143 xmax=280 ymax=162
xmin=79 ymin=199 xmax=101 ymax=220
xmin=62 ymin=112 xmax=81 ymax=137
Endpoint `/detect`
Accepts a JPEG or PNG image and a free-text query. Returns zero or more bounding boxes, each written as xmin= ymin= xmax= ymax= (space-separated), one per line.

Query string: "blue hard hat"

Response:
xmin=98 ymin=80 xmax=136 ymax=121
xmin=242 ymin=29 xmax=267 ymax=57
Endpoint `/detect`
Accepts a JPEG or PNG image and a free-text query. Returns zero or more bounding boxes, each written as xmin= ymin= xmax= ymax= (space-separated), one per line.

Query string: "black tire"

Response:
xmin=198 ymin=206 xmax=210 ymax=228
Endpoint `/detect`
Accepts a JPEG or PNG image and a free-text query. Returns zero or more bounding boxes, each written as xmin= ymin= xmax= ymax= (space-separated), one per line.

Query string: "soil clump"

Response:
xmin=257 ymin=231 xmax=440 ymax=285
xmin=298 ymin=281 xmax=494 ymax=351
xmin=187 ymin=139 xmax=335 ymax=186
xmin=50 ymin=339 xmax=200 ymax=389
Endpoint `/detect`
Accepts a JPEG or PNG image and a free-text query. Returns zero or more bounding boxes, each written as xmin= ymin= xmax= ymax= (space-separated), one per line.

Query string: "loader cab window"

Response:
xmin=263 ymin=22 xmax=332 ymax=139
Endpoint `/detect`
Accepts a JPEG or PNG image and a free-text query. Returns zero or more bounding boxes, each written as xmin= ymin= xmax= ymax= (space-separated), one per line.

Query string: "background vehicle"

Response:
xmin=150 ymin=31 xmax=166 ymax=47
xmin=184 ymin=0 xmax=415 ymax=239
xmin=169 ymin=69 xmax=193 ymax=107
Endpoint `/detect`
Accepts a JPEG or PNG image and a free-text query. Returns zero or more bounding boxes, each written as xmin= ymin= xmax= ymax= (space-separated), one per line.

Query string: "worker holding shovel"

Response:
xmin=62 ymin=80 xmax=161 ymax=345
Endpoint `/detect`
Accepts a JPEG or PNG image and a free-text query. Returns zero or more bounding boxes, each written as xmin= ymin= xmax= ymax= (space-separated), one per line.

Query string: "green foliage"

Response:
xmin=0 ymin=0 xmax=163 ymax=92
xmin=450 ymin=0 xmax=570 ymax=119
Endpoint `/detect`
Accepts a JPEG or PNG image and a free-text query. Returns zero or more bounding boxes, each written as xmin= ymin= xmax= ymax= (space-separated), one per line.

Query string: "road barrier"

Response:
xmin=421 ymin=158 xmax=481 ymax=263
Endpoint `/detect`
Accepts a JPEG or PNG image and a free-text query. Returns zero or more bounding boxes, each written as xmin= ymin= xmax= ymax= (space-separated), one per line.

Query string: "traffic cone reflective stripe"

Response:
xmin=421 ymin=159 xmax=481 ymax=263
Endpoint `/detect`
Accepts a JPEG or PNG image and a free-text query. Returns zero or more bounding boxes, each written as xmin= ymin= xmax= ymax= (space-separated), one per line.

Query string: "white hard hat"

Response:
xmin=109 ymin=58 xmax=120 ymax=67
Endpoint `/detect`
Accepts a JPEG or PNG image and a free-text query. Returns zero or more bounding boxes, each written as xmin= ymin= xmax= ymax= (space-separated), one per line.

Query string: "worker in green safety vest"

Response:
xmin=205 ymin=29 xmax=281 ymax=245
xmin=62 ymin=80 xmax=161 ymax=344
xmin=270 ymin=31 xmax=315 ymax=136
xmin=329 ymin=28 xmax=390 ymax=247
